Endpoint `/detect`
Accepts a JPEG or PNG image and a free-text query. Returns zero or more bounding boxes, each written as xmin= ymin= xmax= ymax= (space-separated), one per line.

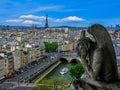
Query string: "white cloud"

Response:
xmin=31 ymin=5 xmax=63 ymax=13
xmin=19 ymin=15 xmax=45 ymax=20
xmin=5 ymin=15 xmax=86 ymax=26
xmin=20 ymin=15 xmax=39 ymax=19
xmin=6 ymin=19 xmax=23 ymax=23
xmin=19 ymin=14 xmax=54 ymax=21
xmin=56 ymin=16 xmax=85 ymax=22
xmin=22 ymin=20 xmax=41 ymax=24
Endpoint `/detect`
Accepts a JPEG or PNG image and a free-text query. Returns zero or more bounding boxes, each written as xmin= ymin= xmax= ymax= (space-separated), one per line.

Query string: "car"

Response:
xmin=50 ymin=56 xmax=54 ymax=59
xmin=23 ymin=77 xmax=28 ymax=82
xmin=19 ymin=78 xmax=24 ymax=82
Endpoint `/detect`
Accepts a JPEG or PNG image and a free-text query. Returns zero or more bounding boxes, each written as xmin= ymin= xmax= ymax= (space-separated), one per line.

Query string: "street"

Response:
xmin=0 ymin=52 xmax=60 ymax=90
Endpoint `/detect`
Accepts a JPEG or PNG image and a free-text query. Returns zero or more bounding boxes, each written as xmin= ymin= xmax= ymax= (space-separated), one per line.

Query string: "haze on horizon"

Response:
xmin=0 ymin=0 xmax=120 ymax=27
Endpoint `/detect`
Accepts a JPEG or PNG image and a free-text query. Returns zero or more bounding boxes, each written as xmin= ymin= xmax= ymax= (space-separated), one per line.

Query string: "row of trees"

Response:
xmin=34 ymin=77 xmax=70 ymax=90
xmin=44 ymin=42 xmax=58 ymax=52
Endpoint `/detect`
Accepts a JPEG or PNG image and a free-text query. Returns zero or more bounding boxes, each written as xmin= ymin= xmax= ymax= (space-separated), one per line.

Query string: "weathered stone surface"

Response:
xmin=74 ymin=24 xmax=120 ymax=90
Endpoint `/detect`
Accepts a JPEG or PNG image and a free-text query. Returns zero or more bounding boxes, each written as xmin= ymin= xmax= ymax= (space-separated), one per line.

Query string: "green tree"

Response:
xmin=17 ymin=40 xmax=24 ymax=45
xmin=44 ymin=42 xmax=50 ymax=52
xmin=44 ymin=42 xmax=58 ymax=52
xmin=70 ymin=63 xmax=84 ymax=78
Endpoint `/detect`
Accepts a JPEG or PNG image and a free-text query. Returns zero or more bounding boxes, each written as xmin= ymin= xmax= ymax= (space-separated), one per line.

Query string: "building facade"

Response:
xmin=5 ymin=52 xmax=14 ymax=78
xmin=0 ymin=56 xmax=6 ymax=80
xmin=13 ymin=49 xmax=21 ymax=71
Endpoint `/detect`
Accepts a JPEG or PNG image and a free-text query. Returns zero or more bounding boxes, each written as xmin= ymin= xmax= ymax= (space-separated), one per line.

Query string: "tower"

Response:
xmin=31 ymin=24 xmax=35 ymax=30
xmin=45 ymin=14 xmax=49 ymax=28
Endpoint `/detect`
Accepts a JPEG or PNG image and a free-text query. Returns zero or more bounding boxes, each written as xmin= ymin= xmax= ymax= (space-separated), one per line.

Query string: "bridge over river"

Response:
xmin=59 ymin=52 xmax=81 ymax=63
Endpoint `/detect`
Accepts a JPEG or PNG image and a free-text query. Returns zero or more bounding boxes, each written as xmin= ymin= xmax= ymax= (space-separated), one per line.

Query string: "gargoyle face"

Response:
xmin=76 ymin=40 xmax=88 ymax=58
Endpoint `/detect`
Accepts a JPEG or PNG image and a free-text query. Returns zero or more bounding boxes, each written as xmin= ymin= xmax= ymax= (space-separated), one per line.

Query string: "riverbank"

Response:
xmin=34 ymin=61 xmax=61 ymax=85
xmin=34 ymin=62 xmax=76 ymax=90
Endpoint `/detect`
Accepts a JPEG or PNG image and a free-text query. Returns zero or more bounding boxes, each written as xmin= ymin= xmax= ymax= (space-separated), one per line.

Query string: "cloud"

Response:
xmin=54 ymin=8 xmax=88 ymax=12
xmin=19 ymin=15 xmax=46 ymax=20
xmin=31 ymin=5 xmax=63 ymax=13
xmin=19 ymin=14 xmax=54 ymax=22
xmin=22 ymin=20 xmax=41 ymax=24
xmin=56 ymin=16 xmax=85 ymax=22
xmin=6 ymin=19 xmax=41 ymax=25
xmin=6 ymin=19 xmax=23 ymax=23
xmin=5 ymin=15 xmax=86 ymax=26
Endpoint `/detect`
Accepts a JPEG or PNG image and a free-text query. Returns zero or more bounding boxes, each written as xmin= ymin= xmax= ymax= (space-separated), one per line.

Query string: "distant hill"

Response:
xmin=50 ymin=26 xmax=87 ymax=29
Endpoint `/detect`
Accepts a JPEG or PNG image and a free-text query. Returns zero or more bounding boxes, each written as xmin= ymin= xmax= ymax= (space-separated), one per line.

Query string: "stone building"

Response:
xmin=58 ymin=42 xmax=74 ymax=52
xmin=39 ymin=43 xmax=46 ymax=60
xmin=4 ymin=52 xmax=14 ymax=78
xmin=31 ymin=43 xmax=46 ymax=63
xmin=0 ymin=56 xmax=6 ymax=80
xmin=6 ymin=41 xmax=19 ymax=51
xmin=13 ymin=49 xmax=21 ymax=71
xmin=19 ymin=49 xmax=29 ymax=68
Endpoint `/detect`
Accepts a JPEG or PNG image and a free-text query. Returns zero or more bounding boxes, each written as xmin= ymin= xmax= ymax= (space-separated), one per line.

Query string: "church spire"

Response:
xmin=45 ymin=14 xmax=49 ymax=28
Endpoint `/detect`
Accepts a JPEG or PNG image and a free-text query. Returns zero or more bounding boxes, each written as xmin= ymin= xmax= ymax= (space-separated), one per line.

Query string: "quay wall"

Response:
xmin=34 ymin=61 xmax=61 ymax=85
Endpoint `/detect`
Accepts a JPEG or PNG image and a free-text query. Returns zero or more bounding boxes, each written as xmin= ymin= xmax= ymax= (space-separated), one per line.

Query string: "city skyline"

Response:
xmin=0 ymin=0 xmax=120 ymax=27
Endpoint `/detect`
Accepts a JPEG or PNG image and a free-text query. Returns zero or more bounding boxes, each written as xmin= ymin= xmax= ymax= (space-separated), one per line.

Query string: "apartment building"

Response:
xmin=0 ymin=56 xmax=6 ymax=80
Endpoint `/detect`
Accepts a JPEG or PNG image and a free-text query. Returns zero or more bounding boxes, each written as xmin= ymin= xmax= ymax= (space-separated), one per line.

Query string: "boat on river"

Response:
xmin=60 ymin=67 xmax=68 ymax=75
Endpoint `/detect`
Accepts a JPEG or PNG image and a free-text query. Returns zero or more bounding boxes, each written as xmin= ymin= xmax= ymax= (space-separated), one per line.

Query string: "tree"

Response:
xmin=70 ymin=63 xmax=84 ymax=78
xmin=35 ymin=77 xmax=70 ymax=90
xmin=44 ymin=42 xmax=58 ymax=52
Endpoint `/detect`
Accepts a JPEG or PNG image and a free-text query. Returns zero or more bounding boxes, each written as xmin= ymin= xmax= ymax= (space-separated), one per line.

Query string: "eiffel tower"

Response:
xmin=45 ymin=14 xmax=49 ymax=28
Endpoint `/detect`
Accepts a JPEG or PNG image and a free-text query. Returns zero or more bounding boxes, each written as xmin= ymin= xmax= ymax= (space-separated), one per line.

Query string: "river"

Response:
xmin=43 ymin=62 xmax=76 ymax=81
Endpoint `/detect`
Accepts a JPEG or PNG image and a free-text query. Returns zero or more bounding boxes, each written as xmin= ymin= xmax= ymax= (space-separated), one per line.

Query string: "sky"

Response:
xmin=0 ymin=0 xmax=120 ymax=27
